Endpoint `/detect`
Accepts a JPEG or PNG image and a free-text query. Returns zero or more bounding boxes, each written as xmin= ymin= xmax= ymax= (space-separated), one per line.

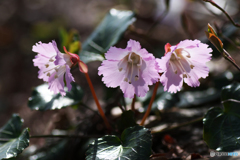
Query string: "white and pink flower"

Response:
xmin=98 ymin=39 xmax=160 ymax=98
xmin=32 ymin=40 xmax=84 ymax=96
xmin=157 ymin=39 xmax=212 ymax=93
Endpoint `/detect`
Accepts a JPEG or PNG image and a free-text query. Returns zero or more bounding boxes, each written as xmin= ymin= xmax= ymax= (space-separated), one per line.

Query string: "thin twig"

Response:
xmin=203 ymin=0 xmax=240 ymax=28
xmin=222 ymin=49 xmax=240 ymax=71
xmin=152 ymin=117 xmax=203 ymax=134
xmin=30 ymin=134 xmax=100 ymax=139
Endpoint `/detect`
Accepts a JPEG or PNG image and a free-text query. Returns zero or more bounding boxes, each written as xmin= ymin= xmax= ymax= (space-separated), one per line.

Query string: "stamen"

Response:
xmin=119 ymin=68 xmax=122 ymax=71
xmin=176 ymin=58 xmax=191 ymax=78
xmin=137 ymin=57 xmax=142 ymax=67
xmin=124 ymin=78 xmax=128 ymax=82
xmin=54 ymin=74 xmax=58 ymax=79
xmin=190 ymin=65 xmax=194 ymax=69
xmin=128 ymin=52 xmax=133 ymax=62
xmin=47 ymin=73 xmax=50 ymax=77
xmin=129 ymin=61 xmax=134 ymax=84
xmin=169 ymin=61 xmax=178 ymax=74
xmin=45 ymin=64 xmax=49 ymax=68
xmin=135 ymin=75 xmax=139 ymax=81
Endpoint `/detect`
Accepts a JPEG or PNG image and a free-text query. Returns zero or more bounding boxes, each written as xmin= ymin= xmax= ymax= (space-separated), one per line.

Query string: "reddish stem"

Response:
xmin=140 ymin=81 xmax=160 ymax=126
xmin=84 ymin=73 xmax=111 ymax=131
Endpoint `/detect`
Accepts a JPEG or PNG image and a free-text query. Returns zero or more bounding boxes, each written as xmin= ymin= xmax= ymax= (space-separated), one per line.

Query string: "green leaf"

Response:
xmin=117 ymin=110 xmax=137 ymax=131
xmin=28 ymin=83 xmax=84 ymax=111
xmin=79 ymin=9 xmax=136 ymax=63
xmin=86 ymin=126 xmax=152 ymax=160
xmin=0 ymin=114 xmax=29 ymax=159
xmin=203 ymin=82 xmax=240 ymax=151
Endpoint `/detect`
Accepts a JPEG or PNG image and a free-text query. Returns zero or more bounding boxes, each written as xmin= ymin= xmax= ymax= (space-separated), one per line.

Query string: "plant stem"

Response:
xmin=140 ymin=81 xmax=160 ymax=126
xmin=131 ymin=94 xmax=136 ymax=112
xmin=203 ymin=0 xmax=240 ymax=28
xmin=84 ymin=73 xmax=111 ymax=131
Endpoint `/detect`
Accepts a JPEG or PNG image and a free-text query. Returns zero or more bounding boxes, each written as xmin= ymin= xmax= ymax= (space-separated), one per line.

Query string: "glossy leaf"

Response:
xmin=0 ymin=114 xmax=29 ymax=159
xmin=79 ymin=9 xmax=136 ymax=63
xmin=28 ymin=83 xmax=84 ymax=111
xmin=203 ymin=82 xmax=240 ymax=151
xmin=86 ymin=126 xmax=152 ymax=160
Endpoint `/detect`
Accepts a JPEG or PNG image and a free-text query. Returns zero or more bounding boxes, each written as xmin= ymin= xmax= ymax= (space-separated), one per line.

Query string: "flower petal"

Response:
xmin=32 ymin=41 xmax=57 ymax=58
xmin=127 ymin=39 xmax=141 ymax=52
xmin=105 ymin=47 xmax=129 ymax=60
xmin=156 ymin=51 xmax=172 ymax=73
xmin=98 ymin=60 xmax=125 ymax=88
xmin=120 ymin=76 xmax=149 ymax=98
xmin=141 ymin=59 xmax=160 ymax=85
xmin=65 ymin=65 xmax=75 ymax=92
xmin=160 ymin=65 xmax=183 ymax=93
xmin=48 ymin=71 xmax=66 ymax=96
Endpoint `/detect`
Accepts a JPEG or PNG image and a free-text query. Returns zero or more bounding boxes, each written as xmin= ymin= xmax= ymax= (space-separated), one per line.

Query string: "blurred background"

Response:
xmin=0 ymin=0 xmax=240 ymax=159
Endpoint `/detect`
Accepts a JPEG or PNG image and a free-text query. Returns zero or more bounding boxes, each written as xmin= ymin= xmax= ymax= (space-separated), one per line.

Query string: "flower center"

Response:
xmin=43 ymin=57 xmax=65 ymax=79
xmin=118 ymin=52 xmax=142 ymax=84
xmin=169 ymin=48 xmax=194 ymax=78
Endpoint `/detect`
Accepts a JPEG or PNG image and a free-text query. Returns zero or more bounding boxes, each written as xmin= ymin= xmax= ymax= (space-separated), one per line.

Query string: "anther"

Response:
xmin=47 ymin=73 xmax=50 ymax=77
xmin=119 ymin=68 xmax=122 ymax=72
xmin=135 ymin=75 xmax=139 ymax=81
xmin=54 ymin=75 xmax=58 ymax=79
xmin=190 ymin=65 xmax=194 ymax=69
xmin=124 ymin=78 xmax=128 ymax=82
xmin=45 ymin=64 xmax=49 ymax=68
xmin=183 ymin=74 xmax=187 ymax=78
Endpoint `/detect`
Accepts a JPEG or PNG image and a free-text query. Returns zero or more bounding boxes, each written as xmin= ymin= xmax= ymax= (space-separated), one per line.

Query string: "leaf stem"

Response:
xmin=84 ymin=73 xmax=112 ymax=131
xmin=140 ymin=81 xmax=160 ymax=126
xmin=131 ymin=94 xmax=136 ymax=112
xmin=203 ymin=0 xmax=240 ymax=28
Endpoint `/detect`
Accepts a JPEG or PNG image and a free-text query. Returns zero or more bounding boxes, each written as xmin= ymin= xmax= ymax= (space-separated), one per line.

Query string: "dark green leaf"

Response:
xmin=86 ymin=126 xmax=152 ymax=160
xmin=28 ymin=83 xmax=84 ymax=111
xmin=0 ymin=114 xmax=29 ymax=159
xmin=203 ymin=82 xmax=240 ymax=151
xmin=79 ymin=9 xmax=136 ymax=63
xmin=117 ymin=110 xmax=137 ymax=131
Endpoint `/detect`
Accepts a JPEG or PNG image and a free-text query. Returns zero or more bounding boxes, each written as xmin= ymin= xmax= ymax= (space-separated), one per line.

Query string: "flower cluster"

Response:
xmin=32 ymin=39 xmax=212 ymax=98
xmin=98 ymin=39 xmax=212 ymax=97
xmin=32 ymin=40 xmax=87 ymax=96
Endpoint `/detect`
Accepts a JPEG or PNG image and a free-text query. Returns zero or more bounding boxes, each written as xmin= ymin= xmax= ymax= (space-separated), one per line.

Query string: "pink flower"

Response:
xmin=98 ymin=39 xmax=160 ymax=98
xmin=157 ymin=39 xmax=212 ymax=93
xmin=32 ymin=40 xmax=78 ymax=96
